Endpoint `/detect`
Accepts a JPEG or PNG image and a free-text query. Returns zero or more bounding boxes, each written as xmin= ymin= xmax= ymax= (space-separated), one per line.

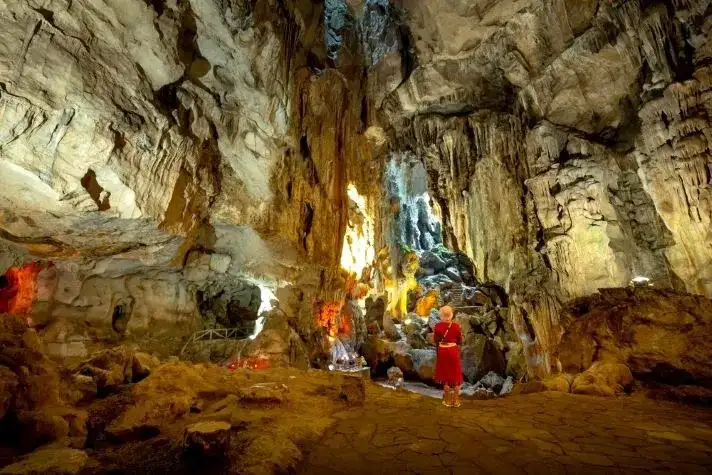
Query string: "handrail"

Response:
xmin=180 ymin=328 xmax=247 ymax=356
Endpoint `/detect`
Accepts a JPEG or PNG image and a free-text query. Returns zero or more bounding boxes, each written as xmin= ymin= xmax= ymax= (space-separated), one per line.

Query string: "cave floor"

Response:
xmin=302 ymin=387 xmax=712 ymax=475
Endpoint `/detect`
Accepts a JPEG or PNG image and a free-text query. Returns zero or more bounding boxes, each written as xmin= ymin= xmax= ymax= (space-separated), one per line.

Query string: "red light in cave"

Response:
xmin=0 ymin=262 xmax=45 ymax=318
xmin=316 ymin=301 xmax=343 ymax=338
xmin=339 ymin=312 xmax=353 ymax=335
xmin=316 ymin=300 xmax=355 ymax=338
xmin=226 ymin=356 xmax=271 ymax=371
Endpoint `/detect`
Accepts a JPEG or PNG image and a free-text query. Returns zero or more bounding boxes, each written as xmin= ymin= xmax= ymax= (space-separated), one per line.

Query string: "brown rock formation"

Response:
xmin=557 ymin=288 xmax=712 ymax=387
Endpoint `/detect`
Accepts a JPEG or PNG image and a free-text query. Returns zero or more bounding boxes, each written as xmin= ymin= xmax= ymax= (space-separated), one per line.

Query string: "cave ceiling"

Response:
xmin=0 ymin=0 xmax=710 ymax=301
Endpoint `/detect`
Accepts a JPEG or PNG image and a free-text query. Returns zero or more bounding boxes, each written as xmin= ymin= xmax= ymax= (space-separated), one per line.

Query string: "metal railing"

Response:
xmin=180 ymin=328 xmax=246 ymax=356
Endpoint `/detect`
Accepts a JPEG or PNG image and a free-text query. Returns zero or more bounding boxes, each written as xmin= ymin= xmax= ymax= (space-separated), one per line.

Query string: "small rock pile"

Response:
xmin=461 ymin=371 xmax=515 ymax=399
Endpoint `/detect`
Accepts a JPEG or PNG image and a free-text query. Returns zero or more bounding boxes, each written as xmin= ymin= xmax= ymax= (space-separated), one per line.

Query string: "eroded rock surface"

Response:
xmin=557 ymin=288 xmax=712 ymax=388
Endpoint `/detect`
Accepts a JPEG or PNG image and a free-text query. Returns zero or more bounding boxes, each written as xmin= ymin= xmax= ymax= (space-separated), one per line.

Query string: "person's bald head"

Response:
xmin=439 ymin=305 xmax=454 ymax=322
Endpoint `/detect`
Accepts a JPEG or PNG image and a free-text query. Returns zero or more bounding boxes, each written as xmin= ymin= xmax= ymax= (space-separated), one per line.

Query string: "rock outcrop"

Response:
xmin=0 ymin=316 xmax=88 ymax=452
xmin=557 ymin=288 xmax=712 ymax=388
xmin=380 ymin=0 xmax=712 ymax=379
xmin=0 ymin=0 xmax=380 ymax=362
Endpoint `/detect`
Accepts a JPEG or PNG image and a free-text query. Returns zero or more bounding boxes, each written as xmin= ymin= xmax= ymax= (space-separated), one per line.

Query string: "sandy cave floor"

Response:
xmin=300 ymin=385 xmax=712 ymax=475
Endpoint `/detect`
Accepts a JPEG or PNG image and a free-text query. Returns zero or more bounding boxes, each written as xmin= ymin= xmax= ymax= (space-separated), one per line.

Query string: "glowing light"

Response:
xmin=317 ymin=301 xmax=344 ymax=338
xmin=249 ymin=284 xmax=277 ymax=340
xmin=387 ymin=251 xmax=419 ymax=320
xmin=225 ymin=356 xmax=270 ymax=371
xmin=1 ymin=262 xmax=44 ymax=319
xmin=630 ymin=276 xmax=652 ymax=287
xmin=415 ymin=289 xmax=439 ymax=317
xmin=258 ymin=285 xmax=277 ymax=315
xmin=404 ymin=318 xmax=412 ymax=325
xmin=340 ymin=184 xmax=375 ymax=277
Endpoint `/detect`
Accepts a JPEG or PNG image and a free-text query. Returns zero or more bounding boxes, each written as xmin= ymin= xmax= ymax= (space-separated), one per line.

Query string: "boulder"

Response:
xmin=462 ymin=386 xmax=497 ymax=400
xmin=443 ymin=267 xmax=462 ymax=283
xmin=364 ymin=296 xmax=386 ymax=325
xmin=500 ymin=376 xmax=514 ymax=395
xmin=16 ymin=406 xmax=88 ymax=451
xmin=405 ymin=329 xmax=428 ymax=350
xmin=0 ymin=316 xmax=63 ymax=410
xmin=132 ymin=352 xmax=161 ymax=381
xmin=76 ymin=347 xmax=135 ymax=395
xmin=557 ymin=289 xmax=712 ymax=387
xmin=238 ymin=384 xmax=288 ymax=405
xmin=543 ymin=374 xmax=574 ymax=393
xmin=0 ymin=448 xmax=89 ymax=475
xmin=474 ymin=371 xmax=505 ymax=393
xmin=387 ymin=366 xmax=404 ymax=387
xmin=571 ymin=363 xmax=634 ymax=397
xmin=460 ymin=333 xmax=506 ymax=383
xmin=511 ymin=381 xmax=548 ymax=396
xmin=243 ymin=310 xmax=310 ymax=369
xmin=463 ymin=288 xmax=493 ymax=307
xmin=209 ymin=254 xmax=232 ymax=274
xmin=105 ymin=363 xmax=222 ymax=442
xmin=336 ymin=374 xmax=366 ymax=406
xmin=393 ymin=348 xmax=414 ymax=375
xmin=184 ymin=421 xmax=232 ymax=457
xmin=403 ymin=316 xmax=430 ymax=349
xmin=471 ymin=310 xmax=498 ymax=329
xmin=419 ymin=251 xmax=448 ymax=272
xmin=410 ymin=349 xmax=436 ymax=384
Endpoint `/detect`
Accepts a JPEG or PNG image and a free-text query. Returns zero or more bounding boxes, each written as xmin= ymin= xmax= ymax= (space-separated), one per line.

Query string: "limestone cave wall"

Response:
xmin=0 ymin=0 xmax=384 ymax=357
xmin=0 ymin=0 xmax=711 ymax=378
xmin=375 ymin=0 xmax=712 ymax=376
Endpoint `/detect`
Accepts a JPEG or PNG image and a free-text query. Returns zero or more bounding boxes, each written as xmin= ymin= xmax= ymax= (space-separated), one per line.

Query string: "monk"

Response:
xmin=434 ymin=305 xmax=463 ymax=407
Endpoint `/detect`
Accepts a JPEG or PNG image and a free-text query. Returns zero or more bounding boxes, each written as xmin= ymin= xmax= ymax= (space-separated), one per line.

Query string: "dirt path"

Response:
xmin=301 ymin=386 xmax=712 ymax=474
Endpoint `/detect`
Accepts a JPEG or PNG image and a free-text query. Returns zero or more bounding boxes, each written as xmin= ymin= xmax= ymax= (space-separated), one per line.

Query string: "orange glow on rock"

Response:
xmin=1 ymin=262 xmax=44 ymax=317
xmin=339 ymin=312 xmax=353 ymax=335
xmin=316 ymin=301 xmax=344 ymax=338
xmin=226 ymin=356 xmax=271 ymax=371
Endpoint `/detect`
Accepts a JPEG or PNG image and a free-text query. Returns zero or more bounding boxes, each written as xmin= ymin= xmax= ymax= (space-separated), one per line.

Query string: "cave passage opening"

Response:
xmin=326 ymin=157 xmax=510 ymax=392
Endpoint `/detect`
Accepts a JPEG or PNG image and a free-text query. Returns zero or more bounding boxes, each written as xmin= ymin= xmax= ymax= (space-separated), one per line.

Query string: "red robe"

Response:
xmin=434 ymin=321 xmax=464 ymax=386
